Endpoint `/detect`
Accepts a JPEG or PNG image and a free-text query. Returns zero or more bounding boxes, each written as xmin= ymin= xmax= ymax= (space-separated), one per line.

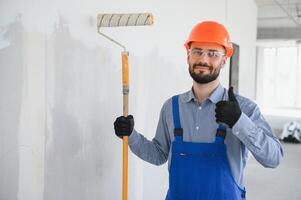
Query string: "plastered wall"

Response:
xmin=0 ymin=0 xmax=257 ymax=199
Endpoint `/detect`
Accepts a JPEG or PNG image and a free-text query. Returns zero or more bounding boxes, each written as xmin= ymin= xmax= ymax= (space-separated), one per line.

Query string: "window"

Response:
xmin=257 ymin=46 xmax=301 ymax=110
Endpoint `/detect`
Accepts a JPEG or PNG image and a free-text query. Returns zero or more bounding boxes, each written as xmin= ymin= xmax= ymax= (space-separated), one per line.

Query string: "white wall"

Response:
xmin=0 ymin=0 xmax=257 ymax=199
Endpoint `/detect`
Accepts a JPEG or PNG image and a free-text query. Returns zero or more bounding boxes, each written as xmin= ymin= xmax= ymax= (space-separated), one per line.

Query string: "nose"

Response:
xmin=197 ymin=52 xmax=210 ymax=63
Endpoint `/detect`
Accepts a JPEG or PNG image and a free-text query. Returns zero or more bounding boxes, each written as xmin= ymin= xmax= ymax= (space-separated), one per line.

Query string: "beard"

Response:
xmin=188 ymin=62 xmax=222 ymax=84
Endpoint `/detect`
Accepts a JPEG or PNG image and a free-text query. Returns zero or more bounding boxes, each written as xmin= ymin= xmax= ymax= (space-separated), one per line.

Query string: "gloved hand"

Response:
xmin=215 ymin=87 xmax=241 ymax=128
xmin=114 ymin=115 xmax=134 ymax=138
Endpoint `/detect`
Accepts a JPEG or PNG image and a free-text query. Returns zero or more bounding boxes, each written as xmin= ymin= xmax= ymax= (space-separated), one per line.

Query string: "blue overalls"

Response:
xmin=165 ymin=95 xmax=246 ymax=200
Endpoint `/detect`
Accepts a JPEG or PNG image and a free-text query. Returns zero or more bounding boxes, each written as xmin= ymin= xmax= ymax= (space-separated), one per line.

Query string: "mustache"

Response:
xmin=192 ymin=62 xmax=213 ymax=70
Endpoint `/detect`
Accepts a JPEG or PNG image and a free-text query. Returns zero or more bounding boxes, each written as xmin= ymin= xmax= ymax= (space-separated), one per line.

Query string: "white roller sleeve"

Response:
xmin=97 ymin=13 xmax=153 ymax=27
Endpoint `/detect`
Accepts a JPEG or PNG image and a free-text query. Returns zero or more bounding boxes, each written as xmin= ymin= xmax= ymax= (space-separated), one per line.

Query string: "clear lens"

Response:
xmin=189 ymin=48 xmax=225 ymax=58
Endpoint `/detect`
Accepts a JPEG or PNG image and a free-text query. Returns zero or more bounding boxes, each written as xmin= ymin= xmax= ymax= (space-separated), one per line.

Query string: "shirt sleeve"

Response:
xmin=231 ymin=103 xmax=284 ymax=168
xmin=128 ymin=101 xmax=171 ymax=166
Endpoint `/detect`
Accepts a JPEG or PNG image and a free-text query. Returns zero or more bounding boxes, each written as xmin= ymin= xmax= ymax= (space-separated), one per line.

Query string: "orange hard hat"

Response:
xmin=184 ymin=21 xmax=233 ymax=57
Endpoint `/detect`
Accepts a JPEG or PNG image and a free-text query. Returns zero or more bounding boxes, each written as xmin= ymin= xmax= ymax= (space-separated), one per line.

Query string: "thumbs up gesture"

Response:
xmin=215 ymin=87 xmax=242 ymax=128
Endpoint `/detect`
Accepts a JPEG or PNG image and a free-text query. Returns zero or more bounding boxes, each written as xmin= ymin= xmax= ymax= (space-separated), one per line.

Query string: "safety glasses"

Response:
xmin=189 ymin=48 xmax=226 ymax=59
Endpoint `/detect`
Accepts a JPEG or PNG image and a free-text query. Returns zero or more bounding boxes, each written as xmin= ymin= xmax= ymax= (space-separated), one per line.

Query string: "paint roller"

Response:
xmin=97 ymin=13 xmax=153 ymax=28
xmin=97 ymin=13 xmax=154 ymax=200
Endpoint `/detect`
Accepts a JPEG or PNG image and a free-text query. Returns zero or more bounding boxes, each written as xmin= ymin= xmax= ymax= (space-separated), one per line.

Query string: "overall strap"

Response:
xmin=172 ymin=95 xmax=183 ymax=141
xmin=215 ymin=124 xmax=226 ymax=144
xmin=215 ymin=88 xmax=228 ymax=144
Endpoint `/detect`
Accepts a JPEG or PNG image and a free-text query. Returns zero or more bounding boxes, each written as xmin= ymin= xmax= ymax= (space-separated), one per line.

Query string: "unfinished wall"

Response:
xmin=0 ymin=0 xmax=257 ymax=199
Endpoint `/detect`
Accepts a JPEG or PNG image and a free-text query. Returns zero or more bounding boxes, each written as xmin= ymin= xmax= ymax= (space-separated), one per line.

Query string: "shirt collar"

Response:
xmin=183 ymin=88 xmax=196 ymax=103
xmin=183 ymin=84 xmax=225 ymax=104
xmin=208 ymin=84 xmax=226 ymax=103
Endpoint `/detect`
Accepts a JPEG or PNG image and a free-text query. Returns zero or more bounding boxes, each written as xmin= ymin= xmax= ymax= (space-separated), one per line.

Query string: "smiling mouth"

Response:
xmin=194 ymin=66 xmax=210 ymax=71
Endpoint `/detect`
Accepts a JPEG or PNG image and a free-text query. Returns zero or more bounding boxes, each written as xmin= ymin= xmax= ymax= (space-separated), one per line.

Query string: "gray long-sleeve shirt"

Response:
xmin=128 ymin=84 xmax=283 ymax=187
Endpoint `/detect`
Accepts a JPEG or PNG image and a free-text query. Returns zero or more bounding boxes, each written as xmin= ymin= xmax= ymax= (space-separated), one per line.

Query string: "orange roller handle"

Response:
xmin=122 ymin=51 xmax=129 ymax=200
xmin=122 ymin=136 xmax=128 ymax=200
xmin=122 ymin=52 xmax=129 ymax=87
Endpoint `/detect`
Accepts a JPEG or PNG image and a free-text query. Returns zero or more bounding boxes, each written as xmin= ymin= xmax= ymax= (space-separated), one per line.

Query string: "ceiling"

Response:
xmin=255 ymin=0 xmax=301 ymax=28
xmin=254 ymin=0 xmax=301 ymax=40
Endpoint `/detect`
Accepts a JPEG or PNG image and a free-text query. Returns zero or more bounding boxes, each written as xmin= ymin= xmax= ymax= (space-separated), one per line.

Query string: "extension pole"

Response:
xmin=97 ymin=13 xmax=153 ymax=200
xmin=122 ymin=51 xmax=129 ymax=200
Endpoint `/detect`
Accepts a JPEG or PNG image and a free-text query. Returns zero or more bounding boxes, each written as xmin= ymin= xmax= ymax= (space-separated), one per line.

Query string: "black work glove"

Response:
xmin=114 ymin=115 xmax=134 ymax=138
xmin=215 ymin=87 xmax=241 ymax=128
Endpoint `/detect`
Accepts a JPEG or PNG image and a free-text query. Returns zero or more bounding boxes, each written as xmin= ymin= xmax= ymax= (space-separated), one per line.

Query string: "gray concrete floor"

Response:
xmin=245 ymin=142 xmax=301 ymax=200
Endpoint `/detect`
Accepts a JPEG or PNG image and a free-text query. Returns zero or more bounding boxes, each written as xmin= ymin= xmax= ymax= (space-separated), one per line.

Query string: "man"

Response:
xmin=114 ymin=21 xmax=283 ymax=200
